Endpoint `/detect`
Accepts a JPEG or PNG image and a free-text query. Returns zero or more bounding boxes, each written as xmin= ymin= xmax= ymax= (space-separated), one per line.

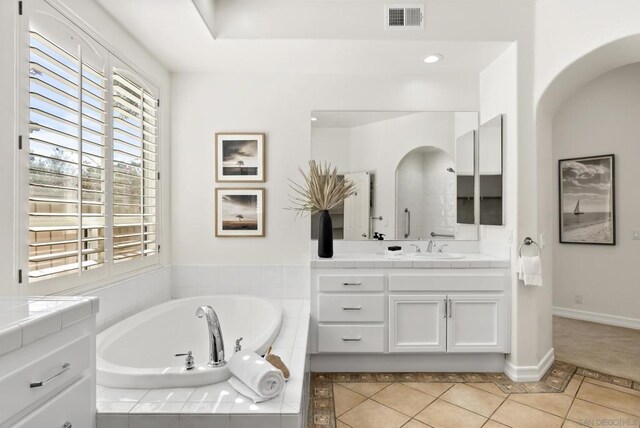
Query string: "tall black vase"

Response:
xmin=318 ymin=210 xmax=334 ymax=258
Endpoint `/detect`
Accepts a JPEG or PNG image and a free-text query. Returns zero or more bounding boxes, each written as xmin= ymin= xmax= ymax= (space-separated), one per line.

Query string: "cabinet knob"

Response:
xmin=63 ymin=423 xmax=72 ymax=428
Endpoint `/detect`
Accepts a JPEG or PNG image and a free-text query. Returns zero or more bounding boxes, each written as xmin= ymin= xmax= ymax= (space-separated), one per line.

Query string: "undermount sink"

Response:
xmin=407 ymin=252 xmax=464 ymax=260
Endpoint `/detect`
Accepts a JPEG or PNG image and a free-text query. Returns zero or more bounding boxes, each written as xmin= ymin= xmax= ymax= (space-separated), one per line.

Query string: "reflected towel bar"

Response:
xmin=430 ymin=232 xmax=455 ymax=238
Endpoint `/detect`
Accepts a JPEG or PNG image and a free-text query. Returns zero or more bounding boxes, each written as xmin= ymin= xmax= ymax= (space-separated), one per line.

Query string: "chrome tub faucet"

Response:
xmin=196 ymin=305 xmax=226 ymax=367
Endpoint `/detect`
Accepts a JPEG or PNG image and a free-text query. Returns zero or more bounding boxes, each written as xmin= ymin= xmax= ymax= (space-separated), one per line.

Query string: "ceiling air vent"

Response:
xmin=385 ymin=4 xmax=424 ymax=29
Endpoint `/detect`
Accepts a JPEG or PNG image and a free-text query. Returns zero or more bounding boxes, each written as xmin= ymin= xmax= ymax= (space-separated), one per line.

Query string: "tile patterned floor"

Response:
xmin=308 ymin=362 xmax=640 ymax=428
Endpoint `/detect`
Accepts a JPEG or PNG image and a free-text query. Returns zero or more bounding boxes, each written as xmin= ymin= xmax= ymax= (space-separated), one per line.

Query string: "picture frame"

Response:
xmin=215 ymin=188 xmax=265 ymax=237
xmin=215 ymin=133 xmax=265 ymax=182
xmin=559 ymin=154 xmax=615 ymax=245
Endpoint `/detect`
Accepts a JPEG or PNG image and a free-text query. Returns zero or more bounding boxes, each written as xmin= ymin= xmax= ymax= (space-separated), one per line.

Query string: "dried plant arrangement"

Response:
xmin=287 ymin=161 xmax=356 ymax=215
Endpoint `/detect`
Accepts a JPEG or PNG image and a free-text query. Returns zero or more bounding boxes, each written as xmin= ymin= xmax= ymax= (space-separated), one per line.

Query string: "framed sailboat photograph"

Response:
xmin=559 ymin=154 xmax=615 ymax=245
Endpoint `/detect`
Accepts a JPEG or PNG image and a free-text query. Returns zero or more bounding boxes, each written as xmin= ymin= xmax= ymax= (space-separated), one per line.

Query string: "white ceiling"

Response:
xmin=96 ymin=0 xmax=512 ymax=73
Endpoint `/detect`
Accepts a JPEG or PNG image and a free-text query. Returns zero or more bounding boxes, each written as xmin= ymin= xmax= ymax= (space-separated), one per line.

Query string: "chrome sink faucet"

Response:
xmin=410 ymin=243 xmax=422 ymax=253
xmin=196 ymin=305 xmax=226 ymax=367
xmin=426 ymin=240 xmax=435 ymax=253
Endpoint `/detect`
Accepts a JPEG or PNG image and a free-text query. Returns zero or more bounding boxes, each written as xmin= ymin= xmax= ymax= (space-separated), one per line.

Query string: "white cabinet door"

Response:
xmin=389 ymin=294 xmax=447 ymax=353
xmin=447 ymin=293 xmax=506 ymax=353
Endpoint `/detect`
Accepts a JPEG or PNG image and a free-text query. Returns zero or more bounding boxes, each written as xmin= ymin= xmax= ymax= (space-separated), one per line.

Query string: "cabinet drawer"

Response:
xmin=389 ymin=273 xmax=506 ymax=291
xmin=319 ymin=295 xmax=384 ymax=322
xmin=318 ymin=325 xmax=384 ymax=353
xmin=13 ymin=375 xmax=92 ymax=428
xmin=0 ymin=335 xmax=90 ymax=425
xmin=319 ymin=275 xmax=384 ymax=292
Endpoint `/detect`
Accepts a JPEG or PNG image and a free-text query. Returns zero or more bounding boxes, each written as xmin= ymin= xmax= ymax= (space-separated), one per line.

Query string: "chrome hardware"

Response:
xmin=404 ymin=208 xmax=411 ymax=238
xmin=426 ymin=240 xmax=435 ymax=253
xmin=341 ymin=306 xmax=362 ymax=311
xmin=518 ymin=236 xmax=541 ymax=257
xmin=196 ymin=305 xmax=226 ymax=367
xmin=431 ymin=232 xmax=455 ymax=238
xmin=410 ymin=244 xmax=421 ymax=253
xmin=30 ymin=363 xmax=70 ymax=388
xmin=342 ymin=282 xmax=362 ymax=286
xmin=234 ymin=337 xmax=243 ymax=352
xmin=341 ymin=337 xmax=362 ymax=342
xmin=371 ymin=216 xmax=383 ymax=221
xmin=175 ymin=351 xmax=195 ymax=370
xmin=361 ymin=233 xmax=367 ymax=238
xmin=448 ymin=299 xmax=453 ymax=318
xmin=443 ymin=299 xmax=447 ymax=318
xmin=63 ymin=423 xmax=72 ymax=428
xmin=437 ymin=244 xmax=449 ymax=253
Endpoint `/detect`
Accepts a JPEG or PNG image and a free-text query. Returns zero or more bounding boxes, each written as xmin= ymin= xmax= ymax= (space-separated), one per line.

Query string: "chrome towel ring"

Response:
xmin=518 ymin=237 xmax=541 ymax=257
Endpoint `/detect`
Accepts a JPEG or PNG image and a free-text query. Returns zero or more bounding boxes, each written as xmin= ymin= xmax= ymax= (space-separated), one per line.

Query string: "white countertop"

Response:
xmin=0 ymin=296 xmax=99 ymax=356
xmin=311 ymin=252 xmax=510 ymax=269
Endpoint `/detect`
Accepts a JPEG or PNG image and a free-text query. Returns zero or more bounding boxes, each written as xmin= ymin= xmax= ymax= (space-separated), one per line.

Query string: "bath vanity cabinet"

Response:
xmin=310 ymin=256 xmax=510 ymax=370
xmin=0 ymin=297 xmax=98 ymax=428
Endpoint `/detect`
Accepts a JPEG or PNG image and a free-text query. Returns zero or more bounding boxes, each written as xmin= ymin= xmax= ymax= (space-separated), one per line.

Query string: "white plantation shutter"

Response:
xmin=112 ymin=68 xmax=158 ymax=263
xmin=28 ymin=22 xmax=107 ymax=282
xmin=23 ymin=2 xmax=161 ymax=290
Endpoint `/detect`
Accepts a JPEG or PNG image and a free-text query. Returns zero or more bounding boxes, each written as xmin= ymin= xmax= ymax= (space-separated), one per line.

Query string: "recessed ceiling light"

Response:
xmin=311 ymin=117 xmax=318 ymax=121
xmin=423 ymin=54 xmax=443 ymax=64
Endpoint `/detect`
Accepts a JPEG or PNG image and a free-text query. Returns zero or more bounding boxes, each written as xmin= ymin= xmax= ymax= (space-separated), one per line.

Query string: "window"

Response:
xmin=112 ymin=68 xmax=158 ymax=263
xmin=23 ymin=5 xmax=160 ymax=290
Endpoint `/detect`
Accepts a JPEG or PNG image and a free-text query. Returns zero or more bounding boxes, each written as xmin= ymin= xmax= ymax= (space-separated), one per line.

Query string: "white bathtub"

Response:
xmin=97 ymin=295 xmax=283 ymax=389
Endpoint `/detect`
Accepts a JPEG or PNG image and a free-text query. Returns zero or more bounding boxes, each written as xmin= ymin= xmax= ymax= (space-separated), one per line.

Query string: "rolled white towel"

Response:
xmin=227 ymin=350 xmax=285 ymax=402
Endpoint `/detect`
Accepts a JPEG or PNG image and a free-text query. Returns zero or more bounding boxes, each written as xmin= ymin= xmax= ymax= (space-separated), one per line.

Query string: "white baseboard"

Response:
xmin=553 ymin=306 xmax=640 ymax=330
xmin=504 ymin=348 xmax=555 ymax=382
xmin=310 ymin=353 xmax=506 ymax=373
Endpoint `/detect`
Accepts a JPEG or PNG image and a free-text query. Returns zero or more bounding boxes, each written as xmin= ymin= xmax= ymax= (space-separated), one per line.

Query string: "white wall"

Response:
xmin=310 ymin=128 xmax=351 ymax=173
xmin=0 ymin=0 xmax=173 ymax=319
xmin=171 ymin=73 xmax=479 ymax=266
xmin=552 ymin=64 xmax=640 ymax=324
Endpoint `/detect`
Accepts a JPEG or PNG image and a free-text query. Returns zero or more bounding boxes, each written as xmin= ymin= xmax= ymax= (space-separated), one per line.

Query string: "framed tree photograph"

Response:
xmin=559 ymin=154 xmax=615 ymax=245
xmin=215 ymin=133 xmax=265 ymax=182
xmin=215 ymin=188 xmax=265 ymax=237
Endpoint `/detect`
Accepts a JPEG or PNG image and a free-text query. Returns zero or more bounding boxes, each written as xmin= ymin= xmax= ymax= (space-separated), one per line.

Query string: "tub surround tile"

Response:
xmin=141 ymin=388 xmax=195 ymax=403
xmin=181 ymin=402 xmax=234 ymax=414
xmin=130 ymin=402 xmax=186 ymax=413
xmin=0 ymin=296 xmax=98 ymax=356
xmin=98 ymin=388 xmax=150 ymax=403
xmin=97 ymin=414 xmax=129 ymax=428
xmin=97 ymin=402 xmax=137 ymax=413
xmin=128 ymin=414 xmax=180 ymax=428
xmin=180 ymin=413 xmax=230 ymax=428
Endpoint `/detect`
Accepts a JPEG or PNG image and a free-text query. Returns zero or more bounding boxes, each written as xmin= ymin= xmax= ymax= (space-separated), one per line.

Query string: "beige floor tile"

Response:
xmin=563 ymin=378 xmax=582 ymax=397
xmin=577 ymin=381 xmax=640 ymax=417
xmin=491 ymin=399 xmax=564 ymax=428
xmin=336 ymin=421 xmax=351 ymax=428
xmin=401 ymin=420 xmax=430 ymax=428
xmin=333 ymin=384 xmax=367 ymax=416
xmin=371 ymin=383 xmax=436 ymax=417
xmin=339 ymin=399 xmax=410 ymax=428
xmin=562 ymin=421 xmax=587 ymax=428
xmin=339 ymin=382 xmax=391 ymax=397
xmin=414 ymin=399 xmax=486 ymax=428
xmin=566 ymin=398 xmax=640 ymax=427
xmin=483 ymin=421 xmax=510 ymax=428
xmin=403 ymin=382 xmax=454 ymax=397
xmin=509 ymin=392 xmax=573 ymax=417
xmin=583 ymin=377 xmax=640 ymax=397
xmin=573 ymin=374 xmax=585 ymax=382
xmin=467 ymin=382 xmax=509 ymax=398
xmin=440 ymin=383 xmax=505 ymax=417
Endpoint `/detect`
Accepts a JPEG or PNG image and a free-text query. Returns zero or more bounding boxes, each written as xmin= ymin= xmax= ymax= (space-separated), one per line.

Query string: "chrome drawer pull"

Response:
xmin=342 ymin=306 xmax=362 ymax=311
xmin=342 ymin=282 xmax=362 ymax=286
xmin=341 ymin=337 xmax=362 ymax=342
xmin=30 ymin=363 xmax=71 ymax=388
xmin=63 ymin=423 xmax=72 ymax=428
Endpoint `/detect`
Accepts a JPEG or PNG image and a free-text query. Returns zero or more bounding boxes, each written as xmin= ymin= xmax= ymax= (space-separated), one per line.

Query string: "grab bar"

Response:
xmin=430 ymin=232 xmax=454 ymax=238
xmin=404 ymin=208 xmax=410 ymax=238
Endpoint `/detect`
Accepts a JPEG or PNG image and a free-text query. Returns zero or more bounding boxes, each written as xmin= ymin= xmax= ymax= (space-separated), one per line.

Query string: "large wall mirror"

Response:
xmin=479 ymin=114 xmax=504 ymax=226
xmin=310 ymin=111 xmax=479 ymax=241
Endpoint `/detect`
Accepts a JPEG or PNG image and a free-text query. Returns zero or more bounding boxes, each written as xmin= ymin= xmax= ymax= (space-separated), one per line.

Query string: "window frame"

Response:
xmin=17 ymin=0 xmax=162 ymax=295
